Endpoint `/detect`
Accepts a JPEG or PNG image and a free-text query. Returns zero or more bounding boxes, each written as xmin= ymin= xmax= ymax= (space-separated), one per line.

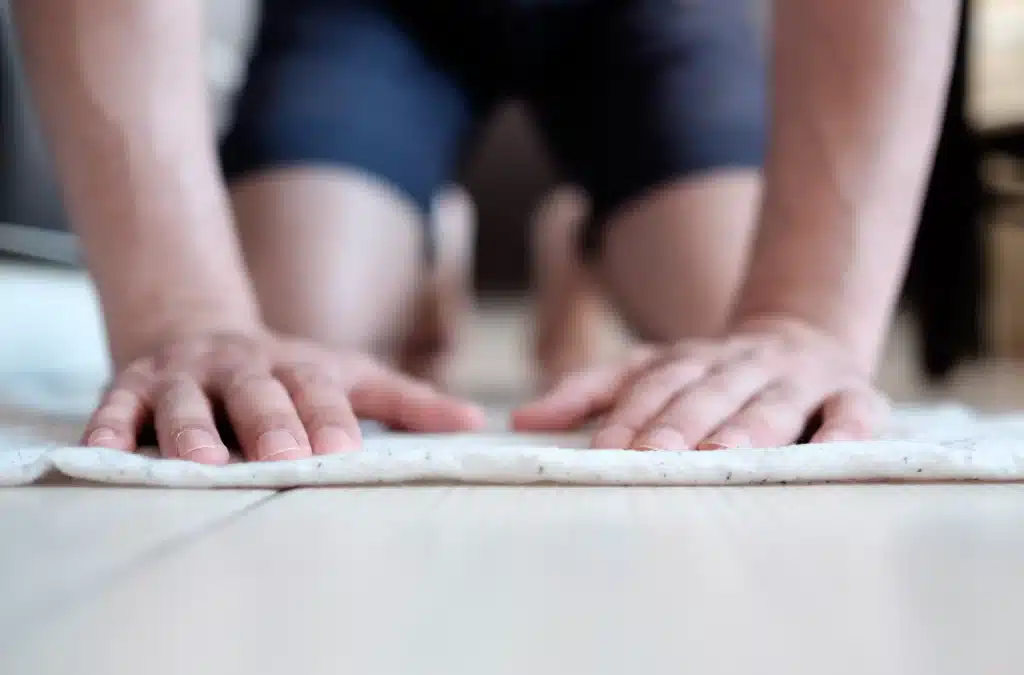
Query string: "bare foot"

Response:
xmin=398 ymin=186 xmax=475 ymax=388
xmin=531 ymin=186 xmax=606 ymax=392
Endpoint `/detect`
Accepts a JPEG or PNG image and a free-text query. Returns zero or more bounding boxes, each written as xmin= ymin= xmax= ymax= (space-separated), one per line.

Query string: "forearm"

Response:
xmin=732 ymin=0 xmax=959 ymax=371
xmin=12 ymin=0 xmax=261 ymax=366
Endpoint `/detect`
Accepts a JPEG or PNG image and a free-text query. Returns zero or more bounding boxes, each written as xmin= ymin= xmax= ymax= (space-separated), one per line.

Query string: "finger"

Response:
xmin=631 ymin=357 xmax=777 ymax=451
xmin=810 ymin=388 xmax=890 ymax=443
xmin=82 ymin=361 xmax=155 ymax=452
xmin=513 ymin=349 xmax=656 ymax=432
xmin=591 ymin=358 xmax=710 ymax=449
xmin=349 ymin=369 xmax=486 ymax=433
xmin=152 ymin=374 xmax=230 ymax=464
xmin=275 ymin=364 xmax=361 ymax=454
xmin=214 ymin=369 xmax=312 ymax=461
xmin=697 ymin=379 xmax=831 ymax=450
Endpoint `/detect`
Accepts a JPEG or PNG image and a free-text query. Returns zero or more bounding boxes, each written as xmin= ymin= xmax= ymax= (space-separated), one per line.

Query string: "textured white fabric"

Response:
xmin=1 ymin=378 xmax=1024 ymax=487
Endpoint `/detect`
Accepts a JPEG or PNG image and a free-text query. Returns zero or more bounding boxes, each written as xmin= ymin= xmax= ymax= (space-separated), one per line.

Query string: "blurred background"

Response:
xmin=0 ymin=0 xmax=1022 ymax=405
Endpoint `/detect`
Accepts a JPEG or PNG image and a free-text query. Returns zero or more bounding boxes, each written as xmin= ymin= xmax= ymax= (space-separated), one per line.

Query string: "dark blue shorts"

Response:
xmin=220 ymin=0 xmax=766 ymax=257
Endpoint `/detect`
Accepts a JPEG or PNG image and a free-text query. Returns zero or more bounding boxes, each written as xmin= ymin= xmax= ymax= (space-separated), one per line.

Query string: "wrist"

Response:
xmin=103 ymin=295 xmax=264 ymax=369
xmin=729 ymin=294 xmax=888 ymax=374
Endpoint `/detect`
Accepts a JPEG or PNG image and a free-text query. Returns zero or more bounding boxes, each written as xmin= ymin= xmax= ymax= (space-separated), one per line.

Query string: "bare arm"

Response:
xmin=12 ymin=0 xmax=261 ymax=367
xmin=731 ymin=0 xmax=959 ymax=371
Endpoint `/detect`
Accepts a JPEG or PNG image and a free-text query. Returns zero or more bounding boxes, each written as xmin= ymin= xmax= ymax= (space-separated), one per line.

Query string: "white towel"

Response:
xmin=1 ymin=376 xmax=1024 ymax=487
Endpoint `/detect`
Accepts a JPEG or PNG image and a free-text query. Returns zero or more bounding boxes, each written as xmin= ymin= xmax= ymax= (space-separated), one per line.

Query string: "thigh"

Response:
xmin=220 ymin=0 xmax=480 ymax=215
xmin=529 ymin=0 xmax=767 ymax=254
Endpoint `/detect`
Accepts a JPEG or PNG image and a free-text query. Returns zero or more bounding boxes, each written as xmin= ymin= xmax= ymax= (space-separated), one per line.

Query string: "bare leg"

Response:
xmin=531 ymin=186 xmax=606 ymax=391
xmin=398 ymin=185 xmax=476 ymax=387
xmin=232 ymin=167 xmax=472 ymax=376
xmin=599 ymin=170 xmax=762 ymax=342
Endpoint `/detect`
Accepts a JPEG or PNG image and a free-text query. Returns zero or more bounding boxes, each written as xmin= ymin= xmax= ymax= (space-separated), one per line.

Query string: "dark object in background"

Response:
xmin=0 ymin=1 xmax=74 ymax=264
xmin=462 ymin=103 xmax=559 ymax=295
xmin=904 ymin=0 xmax=986 ymax=381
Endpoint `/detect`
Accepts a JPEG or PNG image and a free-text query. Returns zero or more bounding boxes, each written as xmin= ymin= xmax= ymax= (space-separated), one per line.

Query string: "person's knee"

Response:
xmin=230 ymin=167 xmax=427 ymax=356
xmin=596 ymin=171 xmax=761 ymax=342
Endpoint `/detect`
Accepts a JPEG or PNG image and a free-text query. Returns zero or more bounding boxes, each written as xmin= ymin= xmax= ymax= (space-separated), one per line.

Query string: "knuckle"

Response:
xmin=300 ymin=405 xmax=351 ymax=431
xmin=348 ymin=381 xmax=396 ymax=410
xmin=759 ymin=380 xmax=807 ymax=404
xmin=657 ymin=406 xmax=705 ymax=437
xmin=209 ymin=333 xmax=264 ymax=354
xmin=219 ymin=369 xmax=275 ymax=399
xmin=289 ymin=380 xmax=345 ymax=411
xmin=100 ymin=387 xmax=146 ymax=415
xmin=632 ymin=369 xmax=678 ymax=395
xmin=666 ymin=342 xmax=703 ymax=363
xmin=247 ymin=412 xmax=302 ymax=438
xmin=739 ymin=406 xmax=795 ymax=439
xmin=749 ymin=337 xmax=788 ymax=362
xmin=152 ymin=339 xmax=216 ymax=372
xmin=697 ymin=371 xmax=734 ymax=399
xmin=627 ymin=346 xmax=660 ymax=368
xmin=107 ymin=361 xmax=155 ymax=397
xmin=275 ymin=363 xmax=338 ymax=392
xmin=152 ymin=372 xmax=200 ymax=401
xmin=665 ymin=359 xmax=706 ymax=384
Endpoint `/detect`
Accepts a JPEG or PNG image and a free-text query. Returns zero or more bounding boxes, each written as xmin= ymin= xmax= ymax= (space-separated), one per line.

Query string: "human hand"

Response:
xmin=512 ymin=319 xmax=890 ymax=450
xmin=82 ymin=332 xmax=486 ymax=463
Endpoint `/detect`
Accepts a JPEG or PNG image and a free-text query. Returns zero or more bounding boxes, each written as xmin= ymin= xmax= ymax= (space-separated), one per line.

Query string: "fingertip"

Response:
xmin=258 ymin=447 xmax=311 ymax=462
xmin=590 ymin=425 xmax=635 ymax=450
xmin=510 ymin=408 xmax=564 ymax=432
xmin=508 ymin=406 xmax=540 ymax=430
xmin=84 ymin=427 xmax=132 ymax=452
xmin=511 ymin=395 xmax=585 ymax=431
xmin=310 ymin=426 xmax=361 ymax=454
xmin=433 ymin=401 xmax=488 ymax=432
xmin=696 ymin=430 xmax=752 ymax=451
xmin=459 ymin=404 xmax=489 ymax=430
xmin=811 ymin=427 xmax=866 ymax=444
xmin=169 ymin=428 xmax=231 ymax=465
xmin=630 ymin=427 xmax=688 ymax=452
xmin=180 ymin=445 xmax=232 ymax=465
xmin=254 ymin=429 xmax=310 ymax=462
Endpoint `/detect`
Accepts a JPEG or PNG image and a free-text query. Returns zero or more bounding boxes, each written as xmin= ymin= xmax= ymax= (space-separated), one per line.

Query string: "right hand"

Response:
xmin=81 ymin=332 xmax=486 ymax=464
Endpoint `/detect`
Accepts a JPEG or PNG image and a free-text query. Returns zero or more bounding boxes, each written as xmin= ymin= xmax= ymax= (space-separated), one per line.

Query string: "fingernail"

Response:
xmin=815 ymin=431 xmax=853 ymax=443
xmin=697 ymin=432 xmax=752 ymax=451
xmin=310 ymin=427 xmax=356 ymax=454
xmin=632 ymin=427 xmax=687 ymax=451
xmin=592 ymin=425 xmax=634 ymax=449
xmin=257 ymin=429 xmax=301 ymax=460
xmin=174 ymin=429 xmax=220 ymax=460
xmin=86 ymin=428 xmax=119 ymax=448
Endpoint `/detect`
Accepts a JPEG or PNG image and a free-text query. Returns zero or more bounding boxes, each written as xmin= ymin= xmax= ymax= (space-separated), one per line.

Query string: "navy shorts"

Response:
xmin=220 ymin=0 xmax=766 ymax=258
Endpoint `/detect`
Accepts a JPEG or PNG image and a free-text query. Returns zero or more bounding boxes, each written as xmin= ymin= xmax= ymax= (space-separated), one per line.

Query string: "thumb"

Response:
xmin=514 ymin=348 xmax=659 ymax=431
xmin=512 ymin=364 xmax=629 ymax=432
xmin=349 ymin=369 xmax=486 ymax=433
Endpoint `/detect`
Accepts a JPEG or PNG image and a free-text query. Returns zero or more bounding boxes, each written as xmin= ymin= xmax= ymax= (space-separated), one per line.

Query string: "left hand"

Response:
xmin=511 ymin=319 xmax=890 ymax=450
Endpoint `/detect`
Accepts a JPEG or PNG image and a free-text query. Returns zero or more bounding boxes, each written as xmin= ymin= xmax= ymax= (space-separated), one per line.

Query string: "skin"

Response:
xmin=232 ymin=168 xmax=475 ymax=388
xmin=514 ymin=0 xmax=960 ymax=449
xmin=13 ymin=0 xmax=485 ymax=462
xmin=13 ymin=0 xmax=958 ymax=457
xmin=530 ymin=187 xmax=607 ymax=391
